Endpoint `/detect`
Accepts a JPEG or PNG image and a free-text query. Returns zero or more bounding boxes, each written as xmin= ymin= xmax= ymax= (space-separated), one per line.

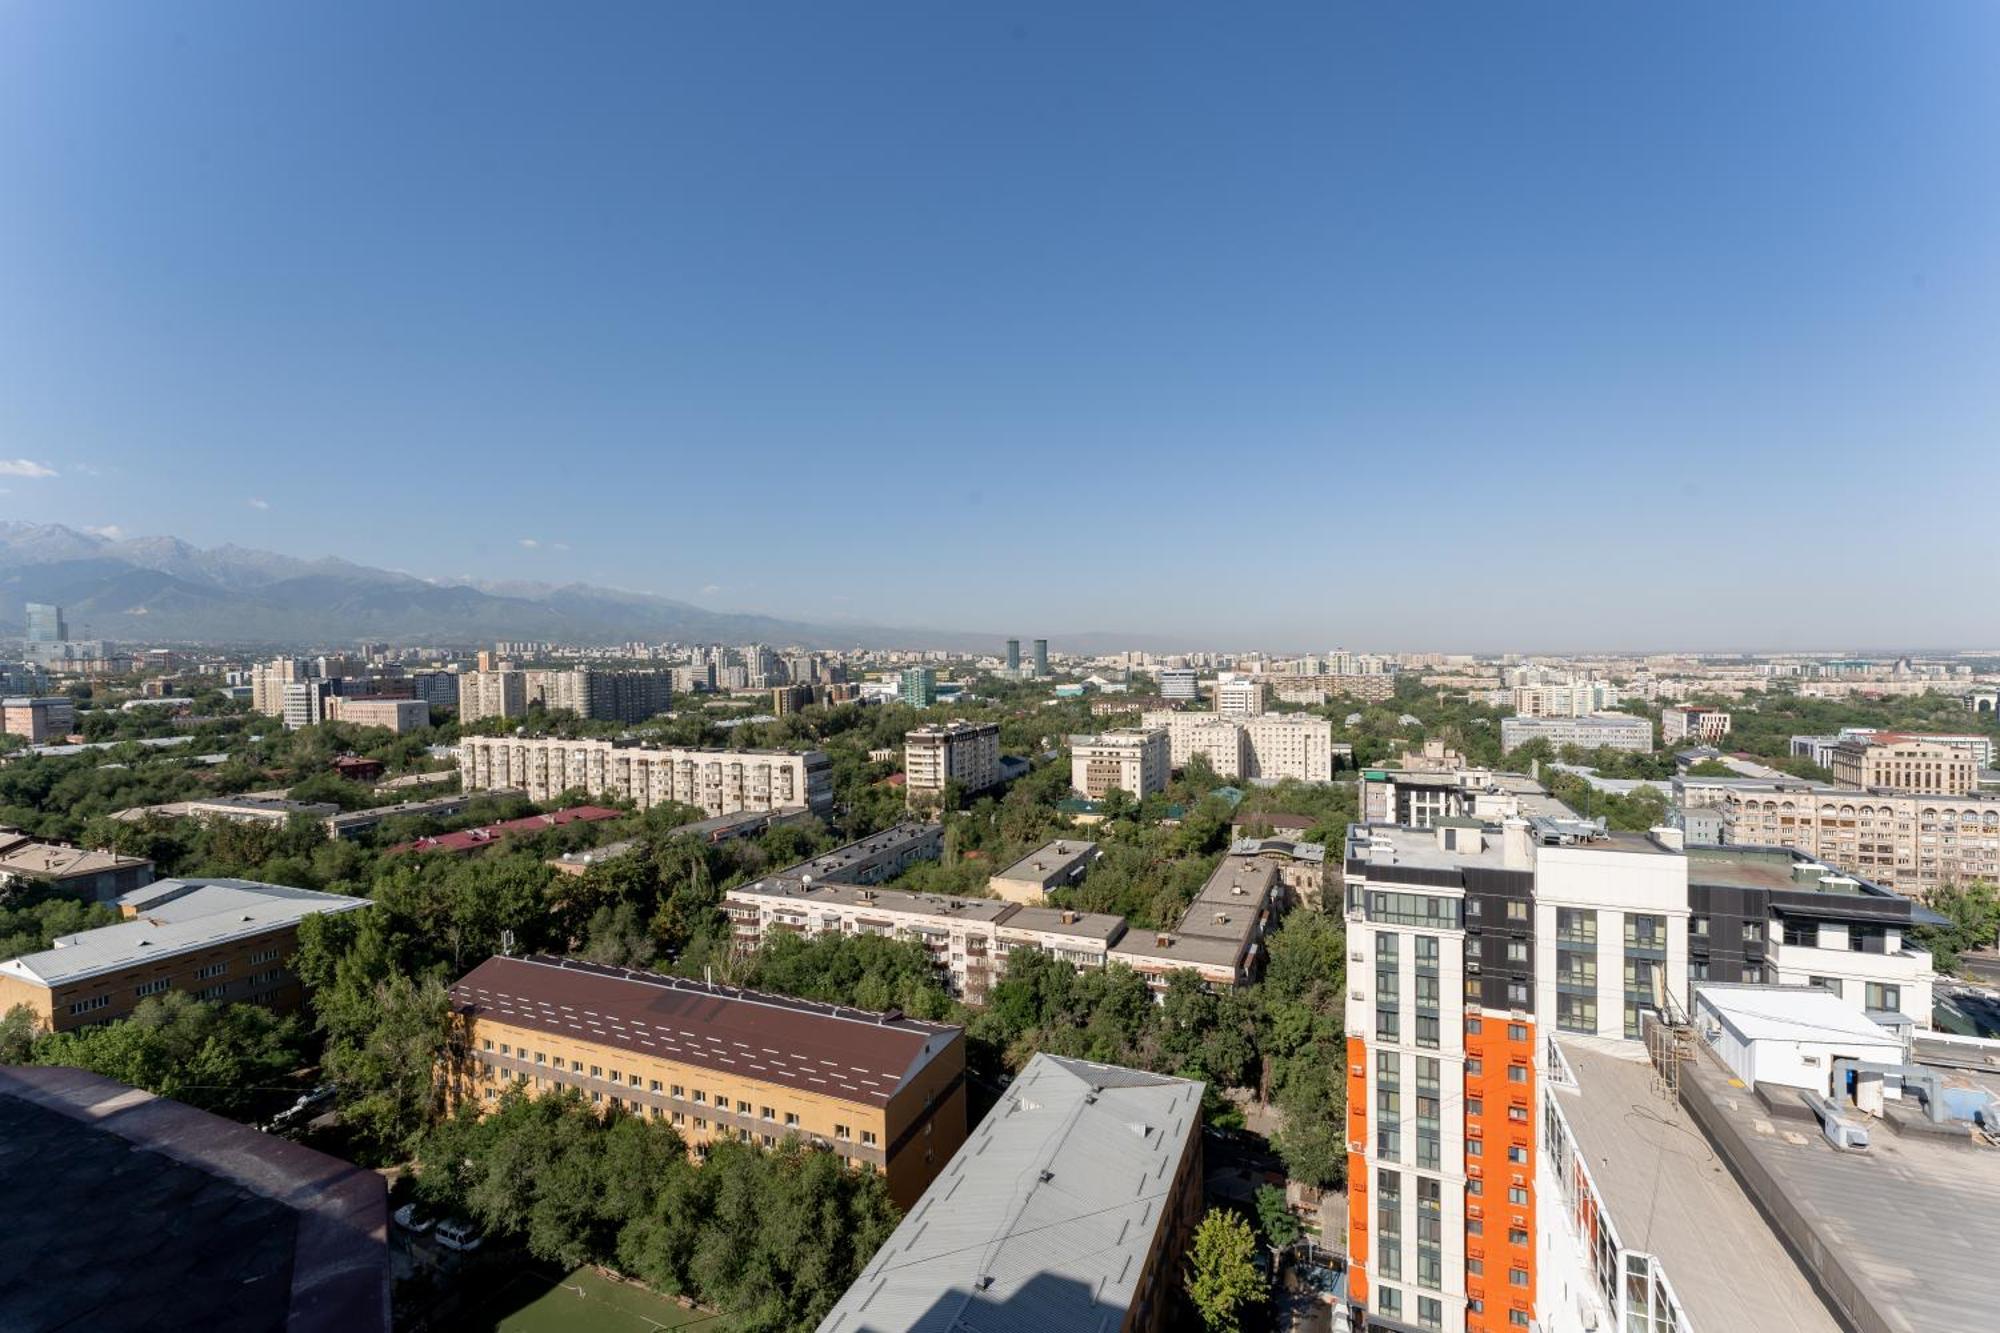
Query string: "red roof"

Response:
xmin=388 ymin=806 xmax=623 ymax=855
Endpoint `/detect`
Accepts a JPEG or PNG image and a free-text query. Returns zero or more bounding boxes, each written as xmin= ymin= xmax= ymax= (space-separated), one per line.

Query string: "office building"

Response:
xmin=1033 ymin=638 xmax=1050 ymax=677
xmin=818 ymin=1054 xmax=1204 ymax=1333
xmin=0 ymin=827 xmax=154 ymax=901
xmin=1660 ymin=704 xmax=1732 ymax=745
xmin=407 ymin=669 xmax=461 ymax=714
xmin=325 ymin=696 xmax=430 ymax=732
xmin=1069 ymin=729 xmax=1170 ymax=800
xmin=1214 ymin=677 xmax=1266 ymax=717
xmin=459 ymin=735 xmax=833 ymax=817
xmin=903 ymin=720 xmax=1002 ymax=806
xmin=1829 ymin=733 xmax=1979 ymax=795
xmin=987 ymin=839 xmax=1099 ymax=905
xmin=1140 ymin=710 xmax=1336 ymax=783
xmin=1109 ymin=849 xmax=1290 ymax=994
xmin=456 ymin=669 xmax=528 ymax=722
xmin=899 ymin=666 xmax=937 ymax=708
xmin=0 ymin=1066 xmax=389 ymax=1333
xmin=23 ymin=601 xmax=65 ymax=647
xmin=1499 ymin=713 xmax=1653 ymax=754
xmin=2 ymin=695 xmax=75 ymax=743
xmin=1005 ymin=638 xmax=1020 ymax=673
xmin=0 ymin=878 xmax=368 ymax=1033
xmin=1159 ymin=667 xmax=1200 ymax=702
xmin=1715 ymin=781 xmax=2000 ymax=899
xmin=449 ymin=954 xmax=967 ymax=1208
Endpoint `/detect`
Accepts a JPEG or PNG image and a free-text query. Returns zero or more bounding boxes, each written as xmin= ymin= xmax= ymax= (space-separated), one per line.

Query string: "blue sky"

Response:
xmin=2 ymin=2 xmax=1996 ymax=650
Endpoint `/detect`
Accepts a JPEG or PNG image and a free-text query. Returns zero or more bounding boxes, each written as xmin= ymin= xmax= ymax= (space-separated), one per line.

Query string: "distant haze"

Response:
xmin=2 ymin=5 xmax=1995 ymax=649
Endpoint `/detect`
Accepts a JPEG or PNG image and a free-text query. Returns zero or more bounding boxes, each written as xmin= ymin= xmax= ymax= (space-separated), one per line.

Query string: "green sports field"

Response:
xmin=485 ymin=1265 xmax=709 ymax=1333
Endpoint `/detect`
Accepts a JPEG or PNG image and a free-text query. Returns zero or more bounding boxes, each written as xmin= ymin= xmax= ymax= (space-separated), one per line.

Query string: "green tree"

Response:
xmin=320 ymin=972 xmax=453 ymax=1159
xmin=1186 ymin=1208 xmax=1265 ymax=1332
xmin=1914 ymin=880 xmax=2000 ymax=973
xmin=25 ymin=993 xmax=304 ymax=1118
xmin=1254 ymin=1184 xmax=1300 ymax=1265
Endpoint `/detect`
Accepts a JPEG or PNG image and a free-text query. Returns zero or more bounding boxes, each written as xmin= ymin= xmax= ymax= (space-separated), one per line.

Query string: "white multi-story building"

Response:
xmin=1139 ymin=710 xmax=1334 ymax=783
xmin=458 ymin=735 xmax=832 ymax=817
xmin=1214 ymin=678 xmax=1266 ymax=718
xmin=1500 ymin=713 xmax=1652 ymax=754
xmin=1069 ymin=729 xmax=1170 ymax=800
xmin=903 ymin=721 xmax=1001 ymax=806
xmin=1660 ymin=704 xmax=1731 ymax=745
xmin=1158 ymin=668 xmax=1199 ymax=702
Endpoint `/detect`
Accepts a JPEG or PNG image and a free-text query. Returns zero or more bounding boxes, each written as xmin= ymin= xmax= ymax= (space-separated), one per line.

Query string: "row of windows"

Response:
xmin=475 ymin=1048 xmax=876 ymax=1143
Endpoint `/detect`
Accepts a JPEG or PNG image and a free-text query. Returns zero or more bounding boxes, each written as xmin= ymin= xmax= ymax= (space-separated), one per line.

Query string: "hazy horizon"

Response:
xmin=4 ymin=3 xmax=1996 ymax=649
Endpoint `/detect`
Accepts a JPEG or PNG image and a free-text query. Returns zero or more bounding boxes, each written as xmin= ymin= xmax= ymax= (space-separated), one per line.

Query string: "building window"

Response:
xmin=784 ymin=1112 xmax=800 ymax=1127
xmin=692 ymin=1090 xmax=706 ymax=1104
xmin=650 ymin=1079 xmax=662 ymax=1092
xmin=1507 ymin=1187 xmax=1529 ymax=1206
xmin=1509 ymin=1267 xmax=1529 ymax=1288
xmin=1418 ymin=1295 xmax=1443 ymax=1331
xmin=1377 ymin=1287 xmax=1402 ymax=1318
xmin=609 ymin=1069 xmax=621 ymax=1083
xmin=135 ymin=979 xmax=170 ymax=998
xmin=1506 ymin=900 xmax=1529 ymax=922
xmin=1866 ymin=983 xmax=1901 ymax=1011
xmin=760 ymin=1106 xmax=776 ymax=1121
xmin=481 ymin=1038 xmax=493 ymax=1051
xmin=1507 ymin=1064 xmax=1527 ymax=1083
xmin=193 ymin=961 xmax=228 ymax=981
xmin=834 ymin=1124 xmax=852 ymax=1141
xmin=671 ymin=1084 xmax=684 ymax=1098
xmin=860 ymin=1129 xmax=878 ymax=1146
xmin=68 ymin=995 xmax=111 ymax=1016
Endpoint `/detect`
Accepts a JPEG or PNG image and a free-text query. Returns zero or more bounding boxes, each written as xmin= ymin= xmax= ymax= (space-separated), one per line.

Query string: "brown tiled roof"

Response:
xmin=451 ymin=955 xmax=960 ymax=1106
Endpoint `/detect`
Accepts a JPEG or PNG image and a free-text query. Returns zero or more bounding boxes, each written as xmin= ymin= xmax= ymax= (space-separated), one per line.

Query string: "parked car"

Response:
xmin=434 ymin=1217 xmax=485 ymax=1252
xmin=392 ymin=1203 xmax=433 ymax=1235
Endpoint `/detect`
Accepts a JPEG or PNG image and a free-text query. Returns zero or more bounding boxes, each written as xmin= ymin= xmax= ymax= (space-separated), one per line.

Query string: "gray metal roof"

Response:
xmin=819 ymin=1053 xmax=1203 ymax=1333
xmin=0 ymin=879 xmax=368 ymax=987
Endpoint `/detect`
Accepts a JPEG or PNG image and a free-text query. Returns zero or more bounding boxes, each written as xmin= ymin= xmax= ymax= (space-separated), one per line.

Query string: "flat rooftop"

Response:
xmin=0 ymin=879 xmax=369 ymax=988
xmin=1552 ymin=1037 xmax=1844 ymax=1333
xmin=452 ymin=954 xmax=961 ymax=1107
xmin=1345 ymin=823 xmax=1514 ymax=874
xmin=0 ymin=1065 xmax=389 ymax=1332
xmin=733 ymin=877 xmax=1017 ymax=925
xmin=782 ymin=822 xmax=938 ymax=882
xmin=1675 ymin=1029 xmax=2000 ymax=1333
xmin=991 ymin=839 xmax=1098 ymax=885
xmin=1112 ymin=853 xmax=1281 ymax=969
xmin=820 ymin=1054 xmax=1202 ymax=1333
xmin=996 ymin=906 xmax=1126 ymax=945
xmin=1685 ymin=845 xmax=1869 ymax=894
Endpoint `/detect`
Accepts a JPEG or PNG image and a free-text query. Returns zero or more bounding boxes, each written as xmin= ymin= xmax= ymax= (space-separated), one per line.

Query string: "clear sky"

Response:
xmin=2 ymin=2 xmax=1996 ymax=651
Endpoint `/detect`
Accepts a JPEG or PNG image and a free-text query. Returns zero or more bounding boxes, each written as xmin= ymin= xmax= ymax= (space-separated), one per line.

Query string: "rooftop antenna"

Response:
xmin=500 ymin=929 xmax=516 ymax=957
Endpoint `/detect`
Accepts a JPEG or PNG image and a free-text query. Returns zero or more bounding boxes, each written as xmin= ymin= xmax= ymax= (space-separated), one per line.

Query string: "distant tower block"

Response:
xmin=1033 ymin=639 xmax=1050 ymax=677
xmin=1006 ymin=639 xmax=1021 ymax=673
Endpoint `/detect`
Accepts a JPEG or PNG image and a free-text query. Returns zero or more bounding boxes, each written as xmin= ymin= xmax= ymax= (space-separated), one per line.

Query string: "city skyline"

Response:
xmin=5 ymin=3 xmax=1998 ymax=648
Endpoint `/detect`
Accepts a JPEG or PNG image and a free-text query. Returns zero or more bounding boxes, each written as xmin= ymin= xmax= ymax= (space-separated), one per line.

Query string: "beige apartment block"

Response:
xmin=326 ymin=696 xmax=431 ymax=733
xmin=987 ymin=839 xmax=1099 ymax=905
xmin=1109 ymin=852 xmax=1287 ymax=994
xmin=1829 ymin=735 xmax=1978 ymax=796
xmin=1069 ymin=729 xmax=1171 ymax=800
xmin=1139 ymin=710 xmax=1334 ymax=783
xmin=448 ymin=954 xmax=967 ymax=1208
xmin=456 ymin=670 xmax=528 ymax=722
xmin=903 ymin=721 xmax=1001 ymax=806
xmin=1720 ymin=786 xmax=2000 ymax=898
xmin=458 ymin=734 xmax=832 ymax=816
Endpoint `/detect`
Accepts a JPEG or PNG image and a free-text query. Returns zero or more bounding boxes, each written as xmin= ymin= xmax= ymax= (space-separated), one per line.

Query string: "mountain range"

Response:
xmin=0 ymin=523 xmax=965 ymax=649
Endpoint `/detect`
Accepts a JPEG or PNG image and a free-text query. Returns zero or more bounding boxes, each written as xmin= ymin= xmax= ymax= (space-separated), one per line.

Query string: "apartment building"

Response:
xmin=325 ymin=696 xmax=430 ymax=733
xmin=1341 ymin=805 xmax=1954 ymax=1333
xmin=458 ymin=735 xmax=833 ymax=817
xmin=1137 ymin=710 xmax=1336 ymax=784
xmin=1716 ymin=782 xmax=2000 ymax=899
xmin=987 ymin=838 xmax=1098 ymax=905
xmin=1510 ymin=680 xmax=1620 ymax=719
xmin=819 ymin=1054 xmax=1205 ymax=1333
xmin=1499 ymin=713 xmax=1652 ymax=754
xmin=525 ymin=667 xmax=673 ymax=723
xmin=722 ymin=825 xmax=1126 ymax=1002
xmin=1227 ymin=836 xmax=1328 ymax=909
xmin=0 ymin=878 xmax=367 ymax=1033
xmin=248 ymin=658 xmax=306 ymax=716
xmin=1829 ymin=734 xmax=1979 ymax=795
xmin=0 ymin=827 xmax=154 ymax=902
xmin=898 ymin=666 xmax=936 ymax=708
xmin=456 ymin=669 xmax=528 ymax=723
xmin=1069 ymin=729 xmax=1171 ymax=800
xmin=2 ymin=696 xmax=75 ymax=743
xmin=1214 ymin=678 xmax=1267 ymax=717
xmin=449 ymin=954 xmax=966 ymax=1208
xmin=1660 ymin=704 xmax=1731 ymax=745
xmin=1109 ymin=852 xmax=1287 ymax=995
xmin=1159 ymin=667 xmax=1200 ymax=702
xmin=903 ymin=721 xmax=1002 ymax=806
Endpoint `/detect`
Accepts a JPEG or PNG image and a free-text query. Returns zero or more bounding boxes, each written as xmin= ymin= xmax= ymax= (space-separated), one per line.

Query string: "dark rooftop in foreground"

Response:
xmin=0 ymin=1065 xmax=389 ymax=1333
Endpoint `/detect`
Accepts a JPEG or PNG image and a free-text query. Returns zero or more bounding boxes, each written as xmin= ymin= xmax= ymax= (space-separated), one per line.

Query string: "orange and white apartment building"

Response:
xmin=1344 ymin=815 xmax=1694 ymax=1333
